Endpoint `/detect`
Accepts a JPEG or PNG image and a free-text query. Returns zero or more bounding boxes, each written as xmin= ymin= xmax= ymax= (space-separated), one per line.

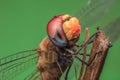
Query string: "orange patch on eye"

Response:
xmin=70 ymin=17 xmax=79 ymax=25
xmin=62 ymin=14 xmax=70 ymax=21
xmin=63 ymin=17 xmax=81 ymax=40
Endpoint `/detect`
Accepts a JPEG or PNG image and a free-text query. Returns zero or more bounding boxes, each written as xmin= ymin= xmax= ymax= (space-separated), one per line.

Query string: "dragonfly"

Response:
xmin=0 ymin=0 xmax=120 ymax=80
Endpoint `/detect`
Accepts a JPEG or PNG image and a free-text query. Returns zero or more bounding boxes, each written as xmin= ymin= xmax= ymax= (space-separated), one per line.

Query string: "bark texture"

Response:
xmin=83 ymin=29 xmax=111 ymax=80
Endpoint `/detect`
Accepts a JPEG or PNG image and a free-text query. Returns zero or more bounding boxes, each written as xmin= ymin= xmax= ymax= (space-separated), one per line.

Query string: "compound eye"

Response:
xmin=47 ymin=15 xmax=68 ymax=48
xmin=46 ymin=14 xmax=81 ymax=48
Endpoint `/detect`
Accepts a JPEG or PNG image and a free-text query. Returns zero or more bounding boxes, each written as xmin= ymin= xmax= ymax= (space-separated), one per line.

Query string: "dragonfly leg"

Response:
xmin=75 ymin=56 xmax=88 ymax=65
xmin=79 ymin=53 xmax=90 ymax=56
xmin=65 ymin=48 xmax=90 ymax=57
xmin=74 ymin=64 xmax=78 ymax=80
xmin=75 ymin=31 xmax=99 ymax=48
xmin=65 ymin=64 xmax=72 ymax=80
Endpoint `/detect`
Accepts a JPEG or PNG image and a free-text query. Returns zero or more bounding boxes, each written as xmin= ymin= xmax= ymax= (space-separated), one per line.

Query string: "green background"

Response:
xmin=0 ymin=0 xmax=120 ymax=80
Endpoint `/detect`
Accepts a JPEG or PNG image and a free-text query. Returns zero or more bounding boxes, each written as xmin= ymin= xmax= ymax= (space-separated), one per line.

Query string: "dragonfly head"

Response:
xmin=47 ymin=14 xmax=81 ymax=48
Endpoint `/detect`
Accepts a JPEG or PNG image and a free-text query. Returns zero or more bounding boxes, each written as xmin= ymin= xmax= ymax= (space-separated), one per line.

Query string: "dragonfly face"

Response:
xmin=47 ymin=14 xmax=81 ymax=48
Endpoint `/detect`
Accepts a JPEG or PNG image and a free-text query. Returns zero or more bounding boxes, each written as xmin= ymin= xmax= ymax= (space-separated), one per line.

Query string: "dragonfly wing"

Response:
xmin=24 ymin=69 xmax=40 ymax=80
xmin=76 ymin=0 xmax=115 ymax=28
xmin=104 ymin=17 xmax=120 ymax=43
xmin=0 ymin=49 xmax=38 ymax=80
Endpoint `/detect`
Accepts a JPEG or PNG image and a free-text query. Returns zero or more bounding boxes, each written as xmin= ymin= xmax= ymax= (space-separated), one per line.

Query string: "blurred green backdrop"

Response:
xmin=0 ymin=0 xmax=120 ymax=80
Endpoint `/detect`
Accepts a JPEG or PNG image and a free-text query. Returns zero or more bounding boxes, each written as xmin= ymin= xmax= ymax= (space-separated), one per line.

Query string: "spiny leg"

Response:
xmin=75 ymin=31 xmax=99 ymax=49
xmin=74 ymin=64 xmax=78 ymax=80
xmin=79 ymin=53 xmax=90 ymax=56
xmin=64 ymin=49 xmax=90 ymax=57
xmin=73 ymin=31 xmax=100 ymax=56
xmin=65 ymin=64 xmax=72 ymax=80
xmin=64 ymin=49 xmax=89 ymax=65
xmin=75 ymin=56 xmax=88 ymax=65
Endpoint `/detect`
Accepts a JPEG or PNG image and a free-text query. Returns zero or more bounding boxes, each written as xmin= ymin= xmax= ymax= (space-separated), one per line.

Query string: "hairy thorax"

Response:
xmin=37 ymin=37 xmax=68 ymax=80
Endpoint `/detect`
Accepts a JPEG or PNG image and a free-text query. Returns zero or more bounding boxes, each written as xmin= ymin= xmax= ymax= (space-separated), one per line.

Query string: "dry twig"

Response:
xmin=82 ymin=29 xmax=111 ymax=80
xmin=79 ymin=28 xmax=90 ymax=80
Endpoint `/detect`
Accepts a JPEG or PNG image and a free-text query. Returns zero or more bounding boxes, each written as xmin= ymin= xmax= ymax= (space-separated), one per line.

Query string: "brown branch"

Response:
xmin=82 ymin=29 xmax=111 ymax=80
xmin=79 ymin=28 xmax=90 ymax=80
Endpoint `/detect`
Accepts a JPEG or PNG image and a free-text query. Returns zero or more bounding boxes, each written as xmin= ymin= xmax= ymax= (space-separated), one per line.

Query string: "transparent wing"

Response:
xmin=24 ymin=69 xmax=40 ymax=80
xmin=76 ymin=0 xmax=115 ymax=28
xmin=0 ymin=49 xmax=39 ymax=80
xmin=104 ymin=17 xmax=120 ymax=43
